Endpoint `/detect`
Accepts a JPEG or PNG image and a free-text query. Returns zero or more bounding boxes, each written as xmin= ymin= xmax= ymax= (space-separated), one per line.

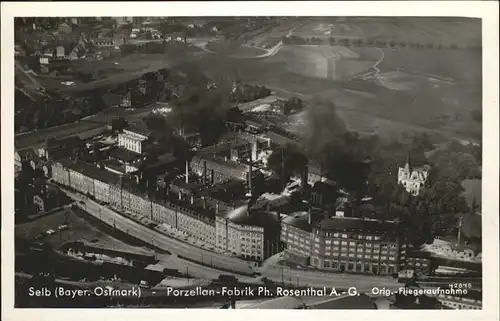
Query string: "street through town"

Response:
xmin=63 ymin=188 xmax=400 ymax=292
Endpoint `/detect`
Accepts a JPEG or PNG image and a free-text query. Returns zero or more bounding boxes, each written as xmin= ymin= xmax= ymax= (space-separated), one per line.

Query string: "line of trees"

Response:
xmin=281 ymin=35 xmax=480 ymax=51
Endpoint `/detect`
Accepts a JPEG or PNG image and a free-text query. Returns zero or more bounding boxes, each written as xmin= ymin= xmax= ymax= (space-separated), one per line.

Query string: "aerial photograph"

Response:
xmin=13 ymin=16 xmax=482 ymax=309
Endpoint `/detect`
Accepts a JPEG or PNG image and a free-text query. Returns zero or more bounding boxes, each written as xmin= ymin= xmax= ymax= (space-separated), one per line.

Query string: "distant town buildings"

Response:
xmin=58 ymin=22 xmax=73 ymax=34
xmin=437 ymin=290 xmax=482 ymax=310
xmin=403 ymin=249 xmax=432 ymax=275
xmin=397 ymin=157 xmax=431 ymax=196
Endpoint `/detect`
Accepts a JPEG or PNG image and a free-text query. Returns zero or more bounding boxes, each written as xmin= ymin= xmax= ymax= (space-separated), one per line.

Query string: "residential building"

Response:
xmin=165 ymin=32 xmax=187 ymax=44
xmin=56 ymin=46 xmax=65 ymax=58
xmin=391 ymin=292 xmax=443 ymax=309
xmin=310 ymin=216 xmax=405 ymax=275
xmin=403 ymin=249 xmax=433 ymax=275
xmin=58 ymin=22 xmax=73 ymax=34
xmin=397 ymin=157 xmax=431 ymax=196
xmin=15 ymin=148 xmax=34 ymax=172
xmin=281 ymin=210 xmax=322 ymax=265
xmin=437 ymin=290 xmax=482 ymax=310
xmin=51 ymin=159 xmax=120 ymax=203
xmin=120 ymin=91 xmax=132 ymax=108
xmin=33 ymin=194 xmax=45 ymax=212
xmin=92 ymin=36 xmax=126 ymax=50
xmin=215 ymin=205 xmax=281 ymax=261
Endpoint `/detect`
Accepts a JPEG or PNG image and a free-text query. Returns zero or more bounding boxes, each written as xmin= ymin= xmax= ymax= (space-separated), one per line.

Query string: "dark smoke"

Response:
xmin=303 ymin=98 xmax=348 ymax=163
xmin=303 ymin=98 xmax=369 ymax=195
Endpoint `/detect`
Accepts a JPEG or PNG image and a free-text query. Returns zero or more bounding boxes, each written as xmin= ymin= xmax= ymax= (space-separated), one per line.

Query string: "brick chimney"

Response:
xmin=248 ymin=150 xmax=253 ymax=193
xmin=185 ymin=160 xmax=189 ymax=183
xmin=203 ymin=160 xmax=207 ymax=185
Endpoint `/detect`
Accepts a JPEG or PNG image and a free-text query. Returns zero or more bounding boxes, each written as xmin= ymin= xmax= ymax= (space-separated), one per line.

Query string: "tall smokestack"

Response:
xmin=190 ymin=194 xmax=194 ymax=205
xmin=216 ymin=202 xmax=220 ymax=214
xmin=178 ymin=191 xmax=182 ymax=200
xmin=251 ymin=141 xmax=258 ymax=162
xmin=185 ymin=160 xmax=189 ymax=184
xmin=308 ymin=205 xmax=312 ymax=225
xmin=203 ymin=160 xmax=207 ymax=185
xmin=203 ymin=196 xmax=207 ymax=209
xmin=457 ymin=216 xmax=463 ymax=245
xmin=248 ymin=147 xmax=253 ymax=193
xmin=302 ymin=166 xmax=308 ymax=188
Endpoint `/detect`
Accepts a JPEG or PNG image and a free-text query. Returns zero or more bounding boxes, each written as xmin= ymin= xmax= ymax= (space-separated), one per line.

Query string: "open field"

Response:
xmin=15 ymin=208 xmax=153 ymax=256
xmin=205 ymin=40 xmax=267 ymax=58
xmin=274 ymin=45 xmax=378 ymax=81
xmin=291 ymin=17 xmax=481 ymax=47
xmin=35 ymin=51 xmax=199 ymax=93
xmin=192 ymin=32 xmax=480 ymax=143
xmin=16 ymin=18 xmax=481 ymax=148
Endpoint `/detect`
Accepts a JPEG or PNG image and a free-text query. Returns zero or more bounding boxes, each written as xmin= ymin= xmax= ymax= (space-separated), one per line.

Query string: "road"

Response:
xmin=260 ymin=264 xmax=399 ymax=293
xmin=64 ymin=189 xmax=256 ymax=275
xmin=62 ymin=188 xmax=402 ymax=292
xmin=193 ymin=28 xmax=294 ymax=60
xmin=15 ymin=103 xmax=160 ymax=149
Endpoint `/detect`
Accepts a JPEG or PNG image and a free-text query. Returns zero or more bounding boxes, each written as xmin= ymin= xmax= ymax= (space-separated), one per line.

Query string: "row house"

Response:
xmin=51 ymin=159 xmax=217 ymax=245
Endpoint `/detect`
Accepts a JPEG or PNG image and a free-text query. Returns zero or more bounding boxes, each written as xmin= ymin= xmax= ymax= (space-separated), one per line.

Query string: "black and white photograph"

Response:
xmin=1 ymin=1 xmax=498 ymax=319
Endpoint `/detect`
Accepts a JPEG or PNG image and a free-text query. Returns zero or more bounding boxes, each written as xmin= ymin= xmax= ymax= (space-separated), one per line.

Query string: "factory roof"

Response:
xmin=109 ymin=147 xmax=142 ymax=163
xmin=317 ymin=216 xmax=400 ymax=234
xmin=266 ymin=130 xmax=300 ymax=147
xmin=193 ymin=155 xmax=249 ymax=177
xmin=44 ymin=135 xmax=83 ymax=149
xmin=217 ymin=205 xmax=280 ymax=229
xmin=308 ymin=162 xmax=325 ymax=175
xmin=124 ymin=123 xmax=152 ymax=137
xmin=282 ymin=210 xmax=326 ymax=233
xmin=57 ymin=158 xmax=121 ymax=185
xmin=102 ymin=159 xmax=126 ymax=174
xmin=196 ymin=138 xmax=250 ymax=157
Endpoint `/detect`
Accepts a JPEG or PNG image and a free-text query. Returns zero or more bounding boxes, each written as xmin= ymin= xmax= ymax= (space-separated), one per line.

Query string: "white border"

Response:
xmin=2 ymin=2 xmax=498 ymax=321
